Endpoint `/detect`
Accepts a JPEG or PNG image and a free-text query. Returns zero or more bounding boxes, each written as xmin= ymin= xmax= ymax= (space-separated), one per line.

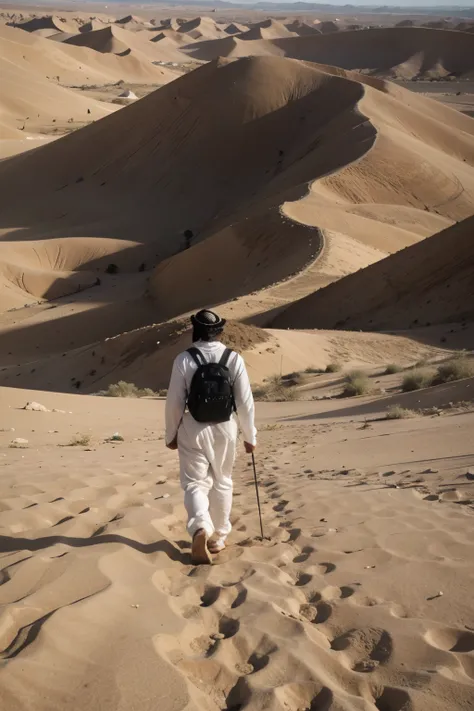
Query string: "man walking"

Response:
xmin=165 ymin=310 xmax=257 ymax=564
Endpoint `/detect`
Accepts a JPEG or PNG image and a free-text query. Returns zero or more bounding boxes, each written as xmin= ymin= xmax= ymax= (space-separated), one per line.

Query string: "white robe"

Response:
xmin=165 ymin=340 xmax=257 ymax=540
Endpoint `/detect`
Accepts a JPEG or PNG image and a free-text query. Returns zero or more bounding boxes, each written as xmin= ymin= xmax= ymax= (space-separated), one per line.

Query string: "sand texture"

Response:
xmin=0 ymin=8 xmax=473 ymax=710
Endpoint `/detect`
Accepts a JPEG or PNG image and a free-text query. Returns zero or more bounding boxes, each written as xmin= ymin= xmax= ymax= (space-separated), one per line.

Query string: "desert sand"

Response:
xmin=0 ymin=4 xmax=473 ymax=710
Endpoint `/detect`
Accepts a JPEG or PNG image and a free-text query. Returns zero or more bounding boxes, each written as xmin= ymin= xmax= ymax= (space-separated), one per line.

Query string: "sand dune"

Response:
xmin=149 ymin=29 xmax=193 ymax=46
xmin=285 ymin=19 xmax=322 ymax=36
xmin=183 ymin=27 xmax=474 ymax=79
xmin=224 ymin=22 xmax=248 ymax=35
xmin=272 ymin=214 xmax=474 ymax=331
xmin=64 ymin=24 xmax=190 ymax=63
xmin=0 ymin=36 xmax=116 ymax=138
xmin=0 ymin=56 xmax=377 ymax=310
xmin=0 ymin=25 xmax=180 ymax=91
xmin=11 ymin=13 xmax=79 ymax=35
xmin=177 ymin=16 xmax=225 ymax=40
xmin=115 ymin=14 xmax=152 ymax=31
xmin=240 ymin=19 xmax=297 ymax=40
xmin=79 ymin=19 xmax=108 ymax=33
xmin=317 ymin=20 xmax=340 ymax=33
xmin=65 ymin=25 xmax=131 ymax=54
xmin=0 ymin=56 xmax=473 ymax=318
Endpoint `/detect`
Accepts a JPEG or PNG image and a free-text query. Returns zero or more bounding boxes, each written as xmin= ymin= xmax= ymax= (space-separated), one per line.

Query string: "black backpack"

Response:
xmin=186 ymin=347 xmax=235 ymax=423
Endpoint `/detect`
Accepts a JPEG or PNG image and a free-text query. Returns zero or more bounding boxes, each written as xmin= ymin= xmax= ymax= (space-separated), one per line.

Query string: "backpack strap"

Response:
xmin=219 ymin=348 xmax=233 ymax=367
xmin=187 ymin=348 xmax=206 ymax=367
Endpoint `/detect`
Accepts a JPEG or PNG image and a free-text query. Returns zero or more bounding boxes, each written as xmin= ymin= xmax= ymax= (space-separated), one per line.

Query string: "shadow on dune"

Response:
xmin=0 ymin=533 xmax=191 ymax=564
xmin=283 ymin=376 xmax=474 ymax=422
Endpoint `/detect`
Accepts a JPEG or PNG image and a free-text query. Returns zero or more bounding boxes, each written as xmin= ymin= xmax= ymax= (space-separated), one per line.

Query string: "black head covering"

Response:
xmin=191 ymin=310 xmax=226 ymax=342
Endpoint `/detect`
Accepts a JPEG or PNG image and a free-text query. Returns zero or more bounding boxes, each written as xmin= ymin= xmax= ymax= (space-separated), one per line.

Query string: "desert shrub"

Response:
xmin=401 ymin=370 xmax=432 ymax=392
xmin=305 ymin=366 xmax=325 ymax=374
xmin=341 ymin=370 xmax=371 ymax=397
xmin=253 ymin=375 xmax=300 ymax=402
xmin=282 ymin=371 xmax=308 ymax=386
xmin=385 ymin=363 xmax=403 ymax=375
xmin=69 ymin=433 xmax=92 ymax=447
xmin=98 ymin=381 xmax=156 ymax=398
xmin=105 ymin=263 xmax=119 ymax=274
xmin=326 ymin=362 xmax=342 ymax=373
xmin=385 ymin=405 xmax=416 ymax=420
xmin=433 ymin=356 xmax=473 ymax=385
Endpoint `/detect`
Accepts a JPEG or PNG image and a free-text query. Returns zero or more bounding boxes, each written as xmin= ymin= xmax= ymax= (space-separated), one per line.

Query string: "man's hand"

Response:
xmin=166 ymin=437 xmax=178 ymax=451
xmin=244 ymin=441 xmax=256 ymax=455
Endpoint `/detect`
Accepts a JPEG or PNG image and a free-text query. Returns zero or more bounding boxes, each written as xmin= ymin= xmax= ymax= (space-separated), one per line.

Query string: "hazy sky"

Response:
xmin=241 ymin=1 xmax=474 ymax=5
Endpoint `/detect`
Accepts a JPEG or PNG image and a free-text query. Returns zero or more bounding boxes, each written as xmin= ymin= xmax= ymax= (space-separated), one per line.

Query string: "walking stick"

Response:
xmin=251 ymin=452 xmax=264 ymax=540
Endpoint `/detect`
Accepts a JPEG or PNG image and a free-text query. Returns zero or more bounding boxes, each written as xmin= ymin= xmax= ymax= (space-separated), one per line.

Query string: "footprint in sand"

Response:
xmin=299 ymin=601 xmax=332 ymax=624
xmin=200 ymin=586 xmax=221 ymax=607
xmin=425 ymin=626 xmax=474 ymax=653
xmin=292 ymin=546 xmax=314 ymax=564
xmin=331 ymin=627 xmax=393 ymax=673
xmin=321 ymin=584 xmax=355 ymax=600
xmin=375 ymin=686 xmax=412 ymax=711
xmin=318 ymin=561 xmax=336 ymax=574
xmin=294 ymin=572 xmax=312 ymax=587
xmin=231 ymin=585 xmax=247 ymax=609
xmin=218 ymin=615 xmax=240 ymax=639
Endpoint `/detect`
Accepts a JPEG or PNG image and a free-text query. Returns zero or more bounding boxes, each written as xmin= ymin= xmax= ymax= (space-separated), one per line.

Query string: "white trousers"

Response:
xmin=178 ymin=413 xmax=238 ymax=540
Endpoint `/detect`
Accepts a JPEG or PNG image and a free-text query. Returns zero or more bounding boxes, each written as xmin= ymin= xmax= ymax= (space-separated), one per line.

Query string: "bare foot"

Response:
xmin=192 ymin=529 xmax=212 ymax=565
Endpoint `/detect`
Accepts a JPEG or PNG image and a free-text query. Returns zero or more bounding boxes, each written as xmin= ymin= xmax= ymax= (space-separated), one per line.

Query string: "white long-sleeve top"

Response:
xmin=165 ymin=340 xmax=257 ymax=446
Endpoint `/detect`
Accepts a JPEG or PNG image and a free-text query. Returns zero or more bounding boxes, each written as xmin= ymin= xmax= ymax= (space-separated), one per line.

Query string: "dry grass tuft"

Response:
xmin=69 ymin=433 xmax=92 ymax=447
xmin=386 ymin=405 xmax=416 ymax=420
xmin=385 ymin=363 xmax=403 ymax=375
xmin=326 ymin=362 xmax=342 ymax=373
xmin=98 ymin=381 xmax=156 ymax=398
xmin=341 ymin=370 xmax=371 ymax=397
xmin=401 ymin=371 xmax=432 ymax=392
xmin=253 ymin=375 xmax=300 ymax=402
xmin=432 ymin=356 xmax=473 ymax=385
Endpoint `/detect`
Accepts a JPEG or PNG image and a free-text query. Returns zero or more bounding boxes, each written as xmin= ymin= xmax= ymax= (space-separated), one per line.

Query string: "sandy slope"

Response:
xmin=0 ymin=37 xmax=116 ymax=139
xmin=177 ymin=16 xmax=225 ymax=40
xmin=0 ymin=56 xmax=376 ymax=309
xmin=238 ymin=20 xmax=297 ymax=41
xmin=272 ymin=214 xmax=474 ymax=331
xmin=182 ymin=27 xmax=474 ymax=79
xmin=11 ymin=13 xmax=80 ymax=35
xmin=1 ymin=55 xmax=472 ymax=317
xmin=285 ymin=19 xmax=322 ymax=36
xmin=64 ymin=24 xmax=193 ymax=63
xmin=0 ymin=386 xmax=472 ymax=711
xmin=0 ymin=24 xmax=182 ymax=88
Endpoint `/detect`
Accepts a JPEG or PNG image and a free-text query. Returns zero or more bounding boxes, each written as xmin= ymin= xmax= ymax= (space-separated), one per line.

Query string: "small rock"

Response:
xmin=130 ymin=604 xmax=140 ymax=609
xmin=364 ymin=565 xmax=376 ymax=569
xmin=24 ymin=401 xmax=49 ymax=412
xmin=211 ymin=633 xmax=225 ymax=641
xmin=235 ymin=663 xmax=254 ymax=675
xmin=52 ymin=409 xmax=66 ymax=414
xmin=10 ymin=438 xmax=29 ymax=447
xmin=156 ymin=478 xmax=167 ymax=485
xmin=106 ymin=432 xmax=124 ymax=442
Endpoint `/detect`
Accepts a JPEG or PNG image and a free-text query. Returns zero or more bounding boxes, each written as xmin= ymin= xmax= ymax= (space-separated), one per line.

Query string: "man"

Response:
xmin=165 ymin=310 xmax=257 ymax=564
